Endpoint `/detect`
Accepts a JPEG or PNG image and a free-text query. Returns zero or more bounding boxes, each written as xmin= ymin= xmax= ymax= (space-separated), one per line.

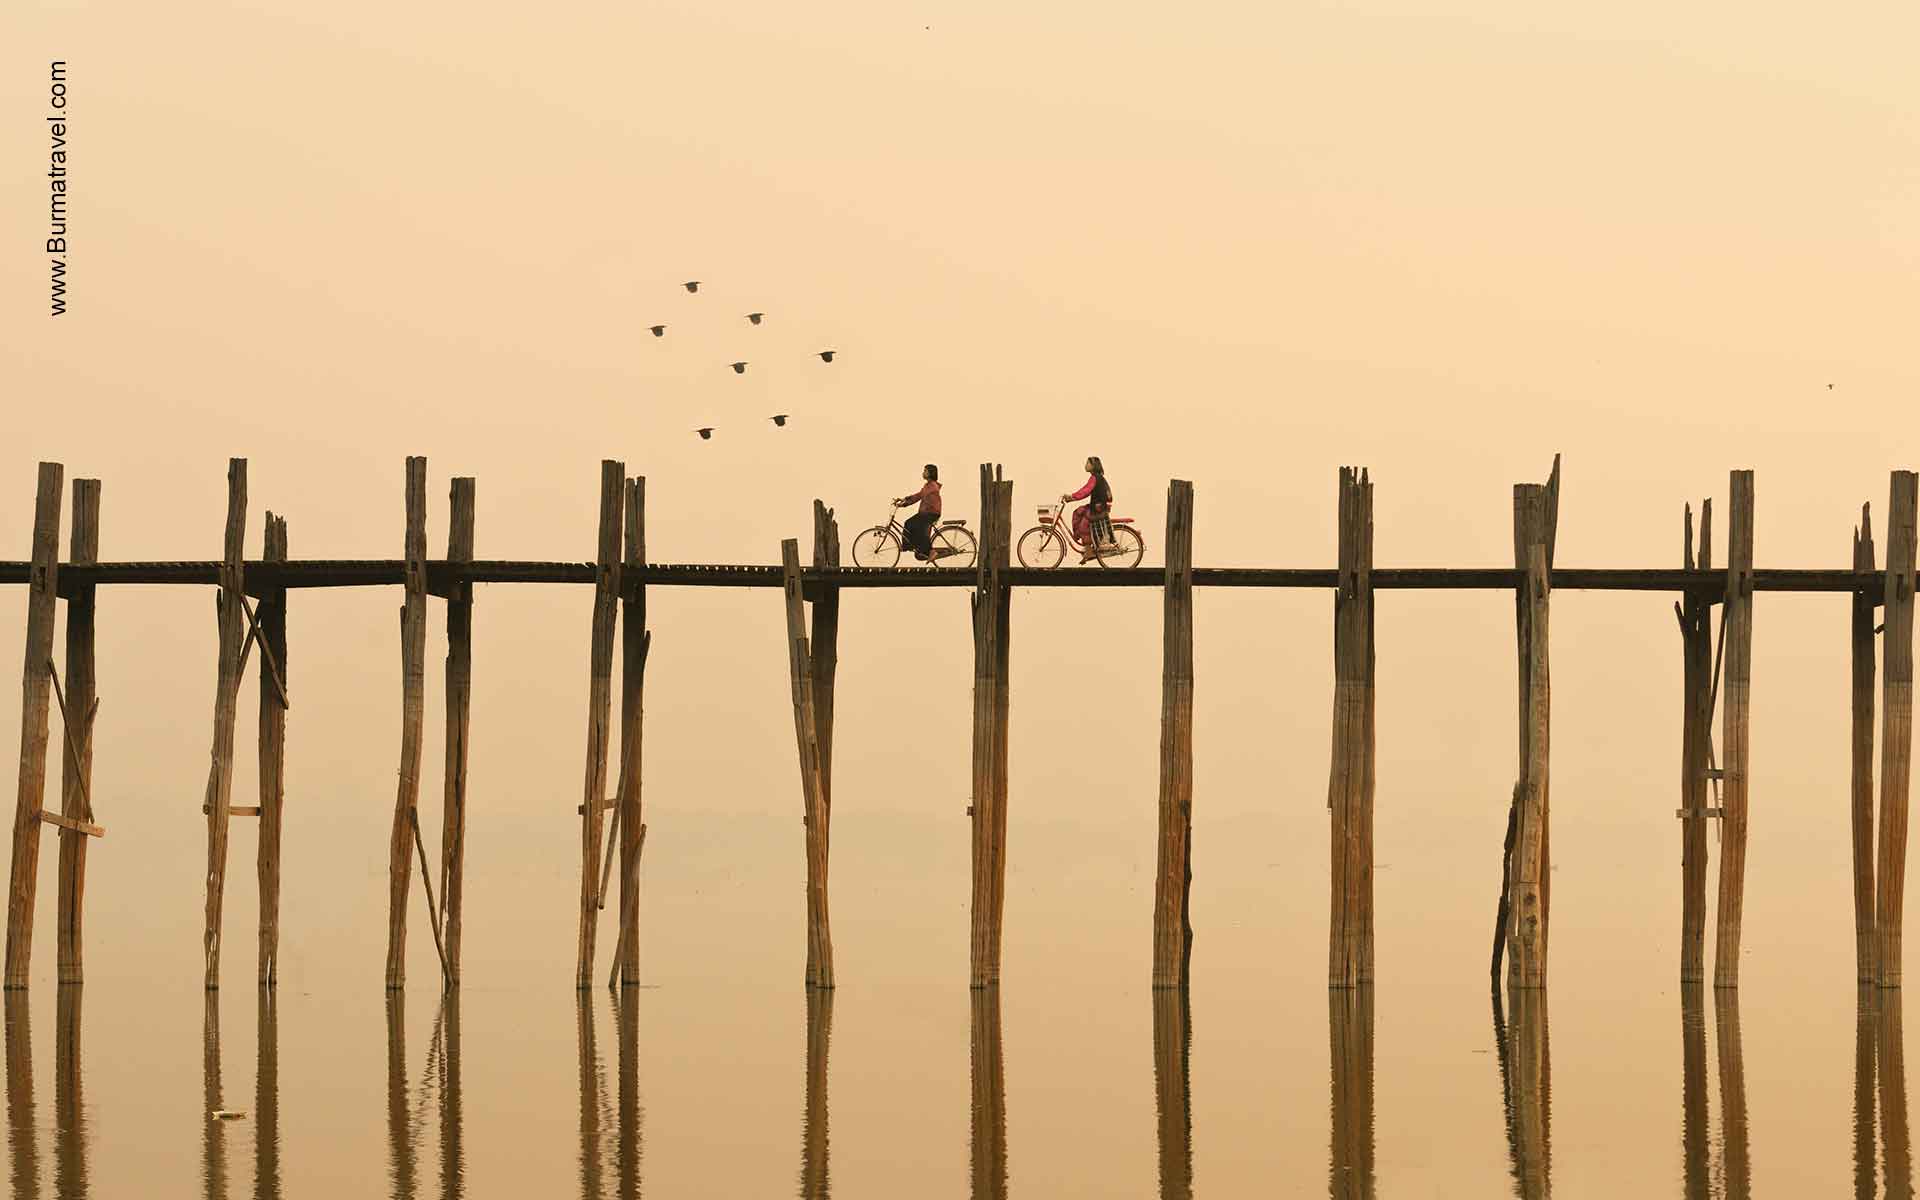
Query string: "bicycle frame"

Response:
xmin=1035 ymin=500 xmax=1117 ymax=553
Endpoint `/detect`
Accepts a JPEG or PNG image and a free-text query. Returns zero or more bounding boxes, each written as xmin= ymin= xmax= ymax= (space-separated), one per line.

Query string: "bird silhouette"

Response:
xmin=1828 ymin=383 xmax=1835 ymax=389
xmin=770 ymin=414 xmax=789 ymax=427
xmin=695 ymin=427 xmax=714 ymax=440
xmin=817 ymin=350 xmax=836 ymax=363
xmin=683 ymin=281 xmax=701 ymax=293
xmin=746 ymin=312 xmax=765 ymax=325
xmin=649 ymin=324 xmax=666 ymax=337
xmin=730 ymin=361 xmax=748 ymax=374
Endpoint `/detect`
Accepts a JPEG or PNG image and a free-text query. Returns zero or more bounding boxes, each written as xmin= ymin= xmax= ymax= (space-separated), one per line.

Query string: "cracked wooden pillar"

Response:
xmin=576 ymin=461 xmax=624 ymax=989
xmin=1678 ymin=499 xmax=1714 ymax=983
xmin=970 ymin=467 xmax=1013 ymax=989
xmin=55 ymin=479 xmax=98 ymax=985
xmin=612 ymin=477 xmax=646 ymax=988
xmin=442 ymin=478 xmax=475 ymax=985
xmin=5 ymin=463 xmax=63 ymax=989
xmin=256 ymin=511 xmax=288 ymax=986
xmin=1327 ymin=466 xmax=1374 ymax=989
xmin=1854 ymin=503 xmax=1879 ymax=984
xmin=1154 ymin=480 xmax=1196 ymax=990
xmin=805 ymin=501 xmax=841 ymax=989
xmin=1713 ymin=470 xmax=1755 ymax=989
xmin=782 ymin=539 xmax=833 ymax=988
xmin=202 ymin=459 xmax=248 ymax=991
xmin=1505 ymin=470 xmax=1554 ymax=990
xmin=386 ymin=456 xmax=427 ymax=990
xmin=1878 ymin=471 xmax=1918 ymax=989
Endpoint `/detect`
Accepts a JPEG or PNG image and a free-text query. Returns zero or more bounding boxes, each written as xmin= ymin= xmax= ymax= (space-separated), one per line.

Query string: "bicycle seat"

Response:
xmin=940 ymin=518 xmax=967 ymax=527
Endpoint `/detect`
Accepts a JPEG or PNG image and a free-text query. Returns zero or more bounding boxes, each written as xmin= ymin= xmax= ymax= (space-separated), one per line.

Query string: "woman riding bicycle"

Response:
xmin=896 ymin=464 xmax=942 ymax=561
xmin=1062 ymin=456 xmax=1112 ymax=562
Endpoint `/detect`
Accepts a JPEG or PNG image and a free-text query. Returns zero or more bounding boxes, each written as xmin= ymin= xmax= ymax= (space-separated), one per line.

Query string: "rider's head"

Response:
xmin=923 ymin=464 xmax=939 ymax=482
xmin=1086 ymin=456 xmax=1104 ymax=476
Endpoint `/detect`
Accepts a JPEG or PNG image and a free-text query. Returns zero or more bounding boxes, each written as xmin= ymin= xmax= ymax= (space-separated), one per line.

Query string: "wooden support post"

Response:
xmin=806 ymin=501 xmax=841 ymax=988
xmin=1153 ymin=988 xmax=1195 ymax=1200
xmin=1854 ymin=504 xmax=1879 ymax=984
xmin=613 ymin=478 xmax=646 ymax=987
xmin=1328 ymin=467 xmax=1375 ymax=988
xmin=202 ymin=459 xmax=247 ymax=990
xmin=441 ymin=478 xmax=475 ymax=985
xmin=1506 ymin=541 xmax=1551 ymax=990
xmin=1878 ymin=471 xmax=1918 ymax=989
xmin=970 ymin=468 xmax=1013 ymax=989
xmin=577 ymin=461 xmax=624 ymax=989
xmin=969 ymin=987 xmax=1008 ymax=1200
xmin=988 ymin=476 xmax=1013 ymax=980
xmin=1714 ymin=470 xmax=1755 ymax=989
xmin=386 ymin=456 xmax=428 ymax=990
xmin=55 ymin=981 xmax=85 ymax=1196
xmin=1680 ymin=984 xmax=1710 ymax=1197
xmin=800 ymin=988 xmax=834 ymax=1200
xmin=1329 ymin=988 xmax=1375 ymax=1200
xmin=1713 ymin=988 xmax=1751 ymax=1194
xmin=782 ymin=539 xmax=834 ymax=989
xmin=256 ymin=511 xmax=288 ymax=986
xmin=255 ymin=988 xmax=280 ymax=1198
xmin=1154 ymin=480 xmax=1196 ymax=989
xmin=1679 ymin=500 xmax=1714 ymax=982
xmin=55 ymin=478 xmax=98 ymax=985
xmin=5 ymin=463 xmax=63 ymax=989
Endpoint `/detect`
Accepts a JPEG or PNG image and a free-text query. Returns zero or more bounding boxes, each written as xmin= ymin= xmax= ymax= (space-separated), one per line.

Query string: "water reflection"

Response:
xmin=204 ymin=993 xmax=228 ymax=1200
xmin=254 ymin=990 xmax=278 ymax=1200
xmin=1328 ymin=987 xmax=1373 ymax=1200
xmin=799 ymin=990 xmax=831 ymax=1199
xmin=576 ymin=993 xmax=640 ymax=1199
xmin=55 ymin=988 xmax=85 ymax=1200
xmin=1713 ymin=990 xmax=1750 ymax=1200
xmin=1154 ymin=989 xmax=1193 ymax=1200
xmin=442 ymin=995 xmax=466 ymax=1200
xmin=970 ymin=990 xmax=1007 ymax=1200
xmin=1878 ymin=990 xmax=1913 ymax=1200
xmin=386 ymin=993 xmax=416 ymax=1199
xmin=1680 ymin=985 xmax=1709 ymax=1200
xmin=1494 ymin=988 xmax=1550 ymax=1199
xmin=7 ymin=990 xmax=38 ymax=1200
xmin=615 ymin=995 xmax=640 ymax=1200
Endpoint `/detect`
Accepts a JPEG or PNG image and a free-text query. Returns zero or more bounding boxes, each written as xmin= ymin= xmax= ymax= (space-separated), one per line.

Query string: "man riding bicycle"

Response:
xmin=895 ymin=464 xmax=942 ymax=561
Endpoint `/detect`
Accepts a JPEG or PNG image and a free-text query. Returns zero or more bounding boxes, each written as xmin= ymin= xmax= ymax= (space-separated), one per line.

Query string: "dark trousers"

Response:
xmin=903 ymin=512 xmax=938 ymax=559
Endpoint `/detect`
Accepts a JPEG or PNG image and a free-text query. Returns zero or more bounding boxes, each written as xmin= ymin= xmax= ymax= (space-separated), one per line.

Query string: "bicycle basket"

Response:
xmin=1037 ymin=506 xmax=1055 ymax=525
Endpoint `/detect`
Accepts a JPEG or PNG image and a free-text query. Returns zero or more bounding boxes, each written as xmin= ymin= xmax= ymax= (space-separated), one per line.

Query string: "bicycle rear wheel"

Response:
xmin=851 ymin=526 xmax=902 ymax=567
xmin=1017 ymin=526 xmax=1066 ymax=568
xmin=1093 ymin=525 xmax=1145 ymax=568
xmin=931 ymin=525 xmax=978 ymax=569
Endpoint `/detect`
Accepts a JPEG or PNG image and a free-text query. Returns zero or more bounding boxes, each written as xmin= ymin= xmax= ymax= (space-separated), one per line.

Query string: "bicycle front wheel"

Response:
xmin=1093 ymin=526 xmax=1145 ymax=568
xmin=1017 ymin=526 xmax=1066 ymax=568
xmin=851 ymin=526 xmax=902 ymax=567
xmin=931 ymin=525 xmax=978 ymax=569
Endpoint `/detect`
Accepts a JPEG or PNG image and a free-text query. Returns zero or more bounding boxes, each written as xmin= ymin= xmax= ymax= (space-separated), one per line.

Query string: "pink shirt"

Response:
xmin=901 ymin=480 xmax=942 ymax=516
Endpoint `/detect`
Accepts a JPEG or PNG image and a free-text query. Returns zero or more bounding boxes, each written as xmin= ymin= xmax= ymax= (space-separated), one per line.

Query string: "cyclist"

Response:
xmin=1062 ymin=456 xmax=1112 ymax=561
xmin=895 ymin=464 xmax=942 ymax=561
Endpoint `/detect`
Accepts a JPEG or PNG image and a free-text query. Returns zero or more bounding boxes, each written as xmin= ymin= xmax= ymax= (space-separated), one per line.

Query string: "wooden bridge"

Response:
xmin=2 ymin=456 xmax=1914 ymax=999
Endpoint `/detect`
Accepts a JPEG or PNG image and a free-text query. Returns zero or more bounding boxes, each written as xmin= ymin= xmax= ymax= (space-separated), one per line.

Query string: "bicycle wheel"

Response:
xmin=1093 ymin=525 xmax=1145 ymax=568
xmin=851 ymin=526 xmax=902 ymax=567
xmin=931 ymin=525 xmax=978 ymax=569
xmin=1016 ymin=526 xmax=1066 ymax=568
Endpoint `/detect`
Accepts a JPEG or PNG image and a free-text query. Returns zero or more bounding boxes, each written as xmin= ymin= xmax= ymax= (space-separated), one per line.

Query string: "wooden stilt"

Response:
xmin=1153 ymin=987 xmax=1194 ymax=1200
xmin=1679 ymin=500 xmax=1714 ymax=982
xmin=1714 ymin=470 xmax=1755 ymax=989
xmin=5 ymin=463 xmax=63 ymax=989
xmin=1713 ymin=988 xmax=1750 ymax=1194
xmin=202 ymin=459 xmax=247 ymax=991
xmin=256 ymin=988 xmax=280 ymax=1198
xmin=1328 ymin=467 xmax=1375 ymax=988
xmin=613 ymin=478 xmax=646 ymax=987
xmin=1500 ymin=985 xmax=1551 ymax=1198
xmin=577 ymin=461 xmax=625 ymax=989
xmin=969 ymin=987 xmax=1008 ymax=1200
xmin=988 ymin=477 xmax=1014 ymax=980
xmin=1329 ymin=987 xmax=1375 ymax=1200
xmin=970 ymin=467 xmax=1013 ymax=989
xmin=55 ymin=478 xmax=98 ymax=985
xmin=4 ymin=993 xmax=34 ymax=1191
xmin=1154 ymin=480 xmax=1196 ymax=990
xmin=55 ymin=981 xmax=85 ymax=1197
xmin=806 ymin=501 xmax=840 ymax=989
xmin=203 ymin=993 xmax=227 ymax=1196
xmin=782 ymin=539 xmax=833 ymax=988
xmin=387 ymin=456 xmax=428 ymax=990
xmin=1680 ymin=984 xmax=1709 ymax=1197
xmin=1854 ymin=504 xmax=1879 ymax=985
xmin=1853 ymin=986 xmax=1876 ymax=1197
xmin=256 ymin=511 xmax=288 ymax=986
xmin=1878 ymin=471 xmax=1918 ymax=989
xmin=1878 ymin=990 xmax=1912 ymax=1187
xmin=800 ymin=988 xmax=834 ymax=1200
xmin=1506 ymin=542 xmax=1551 ymax=989
xmin=441 ymin=478 xmax=474 ymax=986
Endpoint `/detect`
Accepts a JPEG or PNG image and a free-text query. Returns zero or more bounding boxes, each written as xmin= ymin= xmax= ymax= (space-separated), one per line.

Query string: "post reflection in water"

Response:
xmin=578 ymin=993 xmax=614 ymax=1199
xmin=1494 ymin=987 xmax=1550 ymax=1200
xmin=441 ymin=995 xmax=465 ymax=1200
xmin=7 ymin=990 xmax=38 ymax=1200
xmin=204 ymin=993 xmax=228 ymax=1200
xmin=970 ymin=989 xmax=1007 ymax=1200
xmin=1327 ymin=987 xmax=1373 ymax=1200
xmin=614 ymin=995 xmax=639 ymax=1200
xmin=1679 ymin=984 xmax=1710 ymax=1200
xmin=55 ymin=987 xmax=87 ymax=1200
xmin=385 ymin=992 xmax=465 ymax=1200
xmin=386 ymin=992 xmax=415 ymax=1200
xmin=255 ymin=990 xmax=278 ymax=1200
xmin=798 ymin=990 xmax=832 ymax=1199
xmin=1879 ymin=990 xmax=1914 ymax=1200
xmin=1713 ymin=989 xmax=1750 ymax=1200
xmin=1154 ymin=989 xmax=1193 ymax=1200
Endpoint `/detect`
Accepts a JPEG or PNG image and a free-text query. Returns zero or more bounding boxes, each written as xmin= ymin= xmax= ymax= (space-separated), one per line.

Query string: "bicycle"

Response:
xmin=850 ymin=502 xmax=979 ymax=568
xmin=1016 ymin=500 xmax=1145 ymax=568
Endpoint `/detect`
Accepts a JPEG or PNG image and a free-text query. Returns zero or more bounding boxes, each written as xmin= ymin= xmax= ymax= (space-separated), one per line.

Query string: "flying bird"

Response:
xmin=649 ymin=324 xmax=666 ymax=337
xmin=683 ymin=281 xmax=701 ymax=293
xmin=695 ymin=427 xmax=714 ymax=440
xmin=817 ymin=350 xmax=836 ymax=363
xmin=770 ymin=414 xmax=789 ymax=427
xmin=1828 ymin=383 xmax=1835 ymax=389
xmin=746 ymin=312 xmax=764 ymax=325
xmin=730 ymin=361 xmax=748 ymax=374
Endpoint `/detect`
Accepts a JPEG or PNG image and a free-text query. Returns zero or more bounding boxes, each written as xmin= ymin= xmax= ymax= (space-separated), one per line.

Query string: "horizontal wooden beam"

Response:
xmin=201 ymin=804 xmax=260 ymax=817
xmin=38 ymin=811 xmax=104 ymax=837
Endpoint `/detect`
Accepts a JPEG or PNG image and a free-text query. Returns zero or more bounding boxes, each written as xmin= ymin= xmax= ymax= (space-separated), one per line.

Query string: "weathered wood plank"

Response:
xmin=1714 ymin=470 xmax=1755 ymax=989
xmin=1328 ymin=467 xmax=1375 ymax=988
xmin=576 ymin=461 xmax=624 ymax=989
xmin=1855 ymin=503 xmax=1878 ymax=984
xmin=970 ymin=466 xmax=1003 ymax=989
xmin=1506 ymin=542 xmax=1551 ymax=989
xmin=1154 ymin=480 xmax=1195 ymax=989
xmin=1878 ymin=471 xmax=1918 ymax=989
xmin=613 ymin=478 xmax=646 ymax=987
xmin=987 ymin=478 xmax=1014 ymax=980
xmin=202 ymin=459 xmax=247 ymax=990
xmin=782 ymin=539 xmax=833 ymax=988
xmin=257 ymin=511 xmax=288 ymax=986
xmin=5 ymin=463 xmax=63 ymax=989
xmin=36 ymin=812 xmax=102 ymax=837
xmin=441 ymin=478 xmax=475 ymax=985
xmin=56 ymin=478 xmax=98 ymax=984
xmin=807 ymin=500 xmax=840 ymax=987
xmin=1680 ymin=500 xmax=1714 ymax=982
xmin=386 ymin=457 xmax=428 ymax=989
